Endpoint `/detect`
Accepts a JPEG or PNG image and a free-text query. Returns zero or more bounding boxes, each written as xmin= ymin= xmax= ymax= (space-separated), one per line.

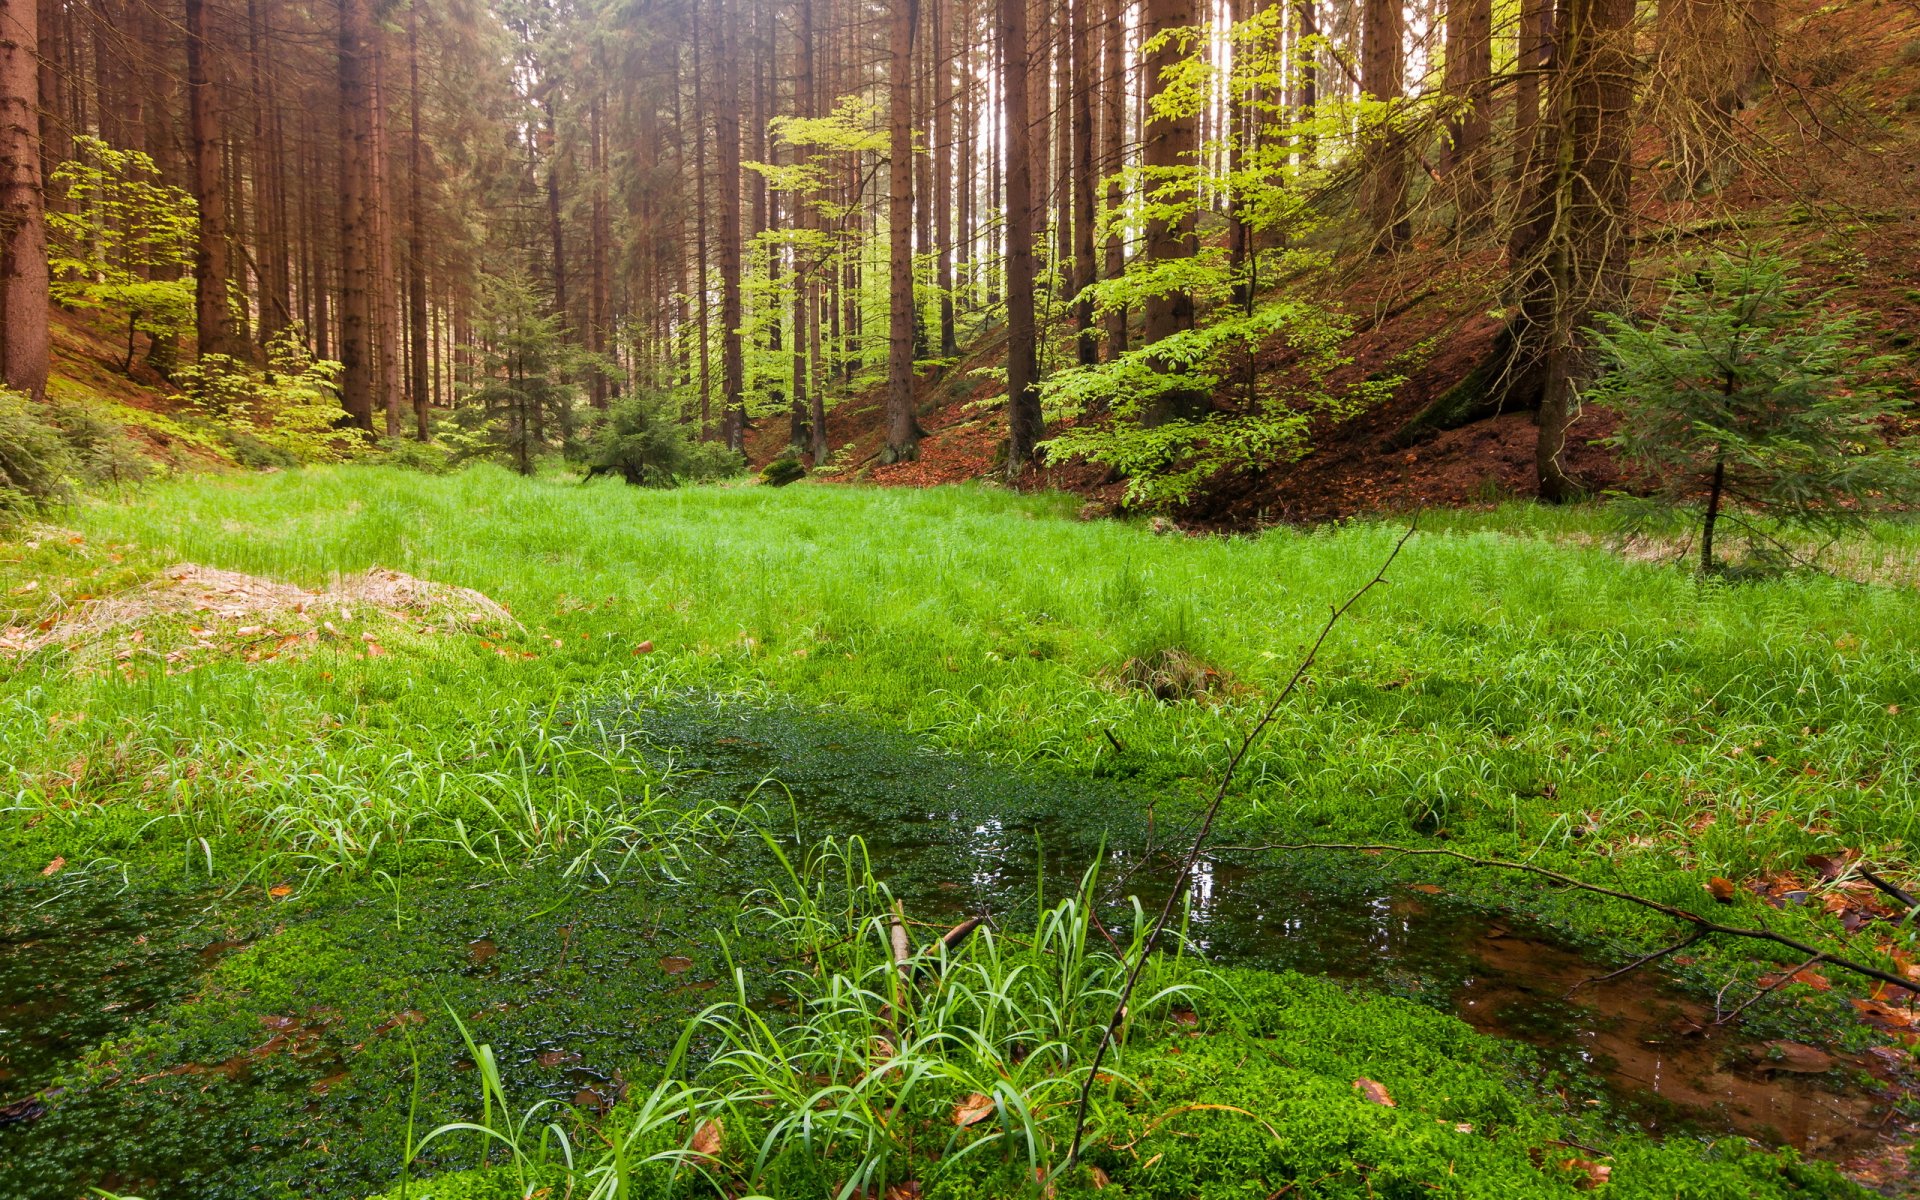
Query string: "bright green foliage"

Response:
xmin=1590 ymin=251 xmax=1920 ymax=571
xmin=1042 ymin=294 xmax=1392 ymax=508
xmin=174 ymin=331 xmax=358 ymax=465
xmin=46 ymin=136 xmax=198 ymax=371
xmin=581 ymin=391 xmax=744 ymax=487
xmin=1039 ymin=11 xmax=1397 ymax=509
xmin=448 ymin=276 xmax=582 ymax=475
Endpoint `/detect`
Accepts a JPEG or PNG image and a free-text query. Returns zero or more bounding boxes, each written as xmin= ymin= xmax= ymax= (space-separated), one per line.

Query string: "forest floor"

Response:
xmin=3 ymin=469 xmax=1918 ymax=1199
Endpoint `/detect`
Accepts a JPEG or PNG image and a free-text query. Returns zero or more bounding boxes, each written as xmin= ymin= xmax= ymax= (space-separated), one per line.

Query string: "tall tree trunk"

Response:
xmin=932 ymin=0 xmax=957 ymax=357
xmin=248 ymin=0 xmax=293 ymax=346
xmin=187 ymin=0 xmax=241 ymax=358
xmin=690 ymin=29 xmax=712 ymax=435
xmin=1497 ymin=0 xmax=1634 ymax=501
xmin=1443 ymin=0 xmax=1493 ymax=235
xmin=1100 ymin=0 xmax=1128 ymax=358
xmin=882 ymin=0 xmax=921 ymax=464
xmin=0 ymin=0 xmax=49 ymax=399
xmin=406 ymin=0 xmax=429 ymax=437
xmin=542 ymin=95 xmax=567 ymax=330
xmin=589 ymin=92 xmax=610 ymax=408
xmin=35 ymin=0 xmax=65 ymax=192
xmin=1512 ymin=0 xmax=1549 ymax=192
xmin=1293 ymin=0 xmax=1316 ymax=171
xmin=717 ymin=0 xmax=745 ymax=451
xmin=1070 ymin=0 xmax=1097 ymax=364
xmin=1359 ymin=0 xmax=1407 ymax=251
xmin=798 ymin=0 xmax=829 ymax=464
xmin=1002 ymin=0 xmax=1041 ymax=473
xmin=1140 ymin=0 xmax=1200 ymax=426
xmin=370 ymin=30 xmax=400 ymax=435
xmin=336 ymin=0 xmax=376 ymax=429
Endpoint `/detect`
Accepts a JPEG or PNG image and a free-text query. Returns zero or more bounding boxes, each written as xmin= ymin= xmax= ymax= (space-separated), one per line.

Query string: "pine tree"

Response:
xmin=1591 ymin=251 xmax=1920 ymax=573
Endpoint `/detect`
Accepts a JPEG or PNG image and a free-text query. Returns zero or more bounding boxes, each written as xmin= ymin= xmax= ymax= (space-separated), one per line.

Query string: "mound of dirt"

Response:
xmin=1 ymin=563 xmax=514 ymax=659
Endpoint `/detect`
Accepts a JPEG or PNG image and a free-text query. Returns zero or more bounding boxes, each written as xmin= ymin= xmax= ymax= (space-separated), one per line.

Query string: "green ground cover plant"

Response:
xmin=3 ymin=469 xmax=1917 ymax=1198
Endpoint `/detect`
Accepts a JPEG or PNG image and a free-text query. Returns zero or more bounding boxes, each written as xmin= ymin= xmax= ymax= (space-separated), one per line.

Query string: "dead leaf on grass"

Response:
xmin=1705 ymin=876 xmax=1736 ymax=903
xmin=1353 ymin=1078 xmax=1395 ymax=1107
xmin=40 ymin=856 xmax=64 ymax=876
xmin=953 ymin=1093 xmax=995 ymax=1127
xmin=689 ymin=1118 xmax=723 ymax=1158
xmin=1559 ymin=1158 xmax=1612 ymax=1189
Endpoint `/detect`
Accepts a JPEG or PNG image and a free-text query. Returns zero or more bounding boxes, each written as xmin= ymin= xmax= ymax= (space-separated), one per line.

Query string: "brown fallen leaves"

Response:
xmin=40 ymin=856 xmax=64 ymax=876
xmin=1352 ymin=1078 xmax=1395 ymax=1107
xmin=1559 ymin=1157 xmax=1613 ymax=1189
xmin=952 ymin=1093 xmax=995 ymax=1127
xmin=1704 ymin=876 xmax=1737 ymax=903
xmin=689 ymin=1118 xmax=723 ymax=1159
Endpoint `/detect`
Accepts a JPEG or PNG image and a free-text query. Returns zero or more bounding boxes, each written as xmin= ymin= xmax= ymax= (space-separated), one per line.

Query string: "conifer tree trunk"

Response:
xmin=932 ymin=0 xmax=957 ymax=357
xmin=589 ymin=92 xmax=610 ymax=408
xmin=406 ymin=0 xmax=429 ymax=436
xmin=187 ymin=0 xmax=242 ymax=358
xmin=882 ymin=0 xmax=921 ymax=464
xmin=690 ymin=28 xmax=712 ymax=435
xmin=798 ymin=0 xmax=829 ymax=464
xmin=1359 ymin=0 xmax=1407 ymax=251
xmin=1442 ymin=0 xmax=1492 ymax=235
xmin=1070 ymin=0 xmax=1097 ymax=364
xmin=1512 ymin=0 xmax=1549 ymax=191
xmin=716 ymin=0 xmax=746 ymax=451
xmin=0 ymin=0 xmax=48 ymax=399
xmin=246 ymin=0 xmax=292 ymax=346
xmin=1100 ymin=0 xmax=1128 ymax=358
xmin=337 ymin=0 xmax=376 ymax=429
xmin=1002 ymin=0 xmax=1042 ymax=472
xmin=542 ymin=95 xmax=567 ymax=330
xmin=1140 ymin=0 xmax=1199 ymax=426
xmin=370 ymin=33 xmax=401 ymax=435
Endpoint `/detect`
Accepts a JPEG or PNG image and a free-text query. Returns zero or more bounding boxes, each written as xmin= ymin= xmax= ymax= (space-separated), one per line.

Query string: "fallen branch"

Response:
xmin=1563 ymin=929 xmax=1706 ymax=998
xmin=1062 ymin=521 xmax=1418 ymax=1168
xmin=1860 ymin=868 xmax=1919 ymax=916
xmin=1716 ymin=952 xmax=1825 ymax=1026
xmin=1217 ymin=841 xmax=1919 ymax=1000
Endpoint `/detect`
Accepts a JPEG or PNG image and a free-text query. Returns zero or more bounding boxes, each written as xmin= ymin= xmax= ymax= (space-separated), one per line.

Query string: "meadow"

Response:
xmin=2 ymin=466 xmax=1917 ymax=1199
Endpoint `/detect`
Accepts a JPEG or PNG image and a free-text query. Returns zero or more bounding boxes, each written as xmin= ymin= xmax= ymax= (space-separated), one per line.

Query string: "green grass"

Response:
xmin=2 ymin=466 xmax=1916 ymax=1199
xmin=9 ymin=466 xmax=1919 ymax=891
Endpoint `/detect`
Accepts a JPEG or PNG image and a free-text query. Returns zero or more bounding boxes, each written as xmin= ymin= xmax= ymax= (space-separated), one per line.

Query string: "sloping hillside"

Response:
xmin=745 ymin=0 xmax=1920 ymax=527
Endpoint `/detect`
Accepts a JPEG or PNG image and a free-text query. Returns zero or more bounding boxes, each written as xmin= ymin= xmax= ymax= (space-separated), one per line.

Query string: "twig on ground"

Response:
xmin=1563 ymin=929 xmax=1706 ymax=998
xmin=1715 ymin=952 xmax=1826 ymax=1026
xmin=1061 ymin=521 xmax=1418 ymax=1168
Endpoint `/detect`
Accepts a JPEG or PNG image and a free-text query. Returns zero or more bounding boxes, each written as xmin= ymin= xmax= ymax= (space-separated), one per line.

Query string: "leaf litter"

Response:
xmin=1 ymin=561 xmax=517 ymax=666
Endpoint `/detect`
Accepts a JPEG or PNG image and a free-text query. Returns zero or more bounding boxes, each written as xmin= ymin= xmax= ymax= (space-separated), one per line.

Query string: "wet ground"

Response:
xmin=630 ymin=699 xmax=1915 ymax=1164
xmin=1 ymin=698 xmax=1912 ymax=1197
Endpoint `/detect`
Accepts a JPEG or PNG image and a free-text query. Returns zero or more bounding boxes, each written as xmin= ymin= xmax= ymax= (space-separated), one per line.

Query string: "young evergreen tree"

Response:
xmin=1590 ymin=251 xmax=1920 ymax=573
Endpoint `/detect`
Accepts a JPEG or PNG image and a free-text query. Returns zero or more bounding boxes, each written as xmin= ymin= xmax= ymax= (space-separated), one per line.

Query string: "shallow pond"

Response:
xmin=1 ymin=698 xmax=1909 ymax=1199
xmin=627 ymin=699 xmax=1911 ymax=1162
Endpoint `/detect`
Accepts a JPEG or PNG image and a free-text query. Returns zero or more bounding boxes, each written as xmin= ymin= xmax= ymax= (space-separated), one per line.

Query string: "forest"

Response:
xmin=3 ymin=0 xmax=1920 ymax=1196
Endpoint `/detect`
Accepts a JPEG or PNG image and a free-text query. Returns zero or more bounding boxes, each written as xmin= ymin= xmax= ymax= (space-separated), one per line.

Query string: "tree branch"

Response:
xmin=1217 ymin=841 xmax=1920 ymax=999
xmin=1061 ymin=521 xmax=1419 ymax=1169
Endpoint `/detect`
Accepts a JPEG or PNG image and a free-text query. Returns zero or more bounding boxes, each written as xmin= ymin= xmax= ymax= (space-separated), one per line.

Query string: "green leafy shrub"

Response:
xmin=582 ymin=392 xmax=743 ymax=487
xmin=176 ymin=330 xmax=361 ymax=465
xmin=1590 ymin=250 xmax=1920 ymax=573
xmin=0 ymin=389 xmax=76 ymax=522
xmin=47 ymin=135 xmax=198 ymax=373
xmin=759 ymin=455 xmax=806 ymax=487
xmin=359 ymin=434 xmax=458 ymax=475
